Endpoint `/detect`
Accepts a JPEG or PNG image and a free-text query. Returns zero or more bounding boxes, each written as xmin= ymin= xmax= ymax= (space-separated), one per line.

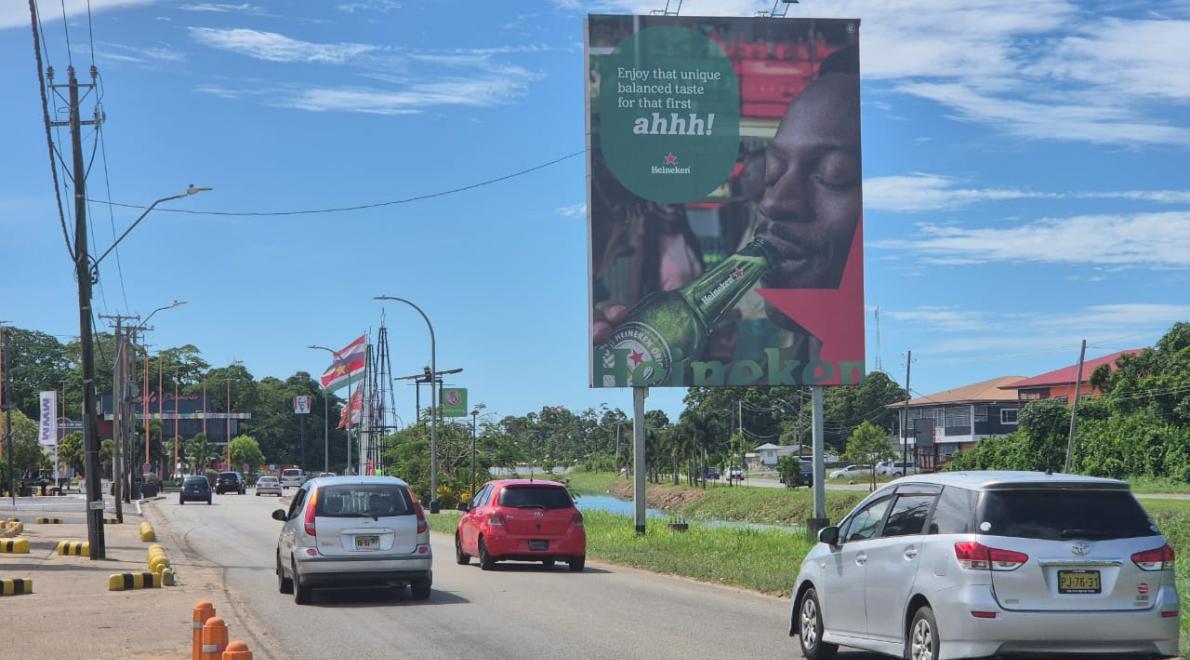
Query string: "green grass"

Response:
xmin=1141 ymin=499 xmax=1190 ymax=650
xmin=428 ymin=509 xmax=812 ymax=594
xmin=1129 ymin=476 xmax=1190 ymax=494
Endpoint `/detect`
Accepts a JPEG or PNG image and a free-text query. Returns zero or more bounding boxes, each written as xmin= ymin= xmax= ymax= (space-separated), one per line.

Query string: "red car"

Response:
xmin=455 ymin=479 xmax=586 ymax=572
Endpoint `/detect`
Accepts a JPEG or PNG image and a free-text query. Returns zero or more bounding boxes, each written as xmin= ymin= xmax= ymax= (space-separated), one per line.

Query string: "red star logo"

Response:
xmin=733 ymin=267 xmax=744 ymax=279
xmin=664 ymin=152 xmax=678 ymax=165
xmin=629 ymin=350 xmax=645 ymax=365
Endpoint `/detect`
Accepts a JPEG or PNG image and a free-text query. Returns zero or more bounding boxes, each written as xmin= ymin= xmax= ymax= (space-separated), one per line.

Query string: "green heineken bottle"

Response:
xmin=595 ymin=238 xmax=777 ymax=387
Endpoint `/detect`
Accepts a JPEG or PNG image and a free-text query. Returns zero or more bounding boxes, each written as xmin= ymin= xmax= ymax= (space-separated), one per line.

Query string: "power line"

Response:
xmin=87 ymin=149 xmax=586 ymax=217
xmin=84 ymin=0 xmax=95 ymax=66
xmin=95 ymin=75 xmax=129 ymax=311
xmin=57 ymin=0 xmax=71 ymax=67
xmin=29 ymin=0 xmax=74 ymax=260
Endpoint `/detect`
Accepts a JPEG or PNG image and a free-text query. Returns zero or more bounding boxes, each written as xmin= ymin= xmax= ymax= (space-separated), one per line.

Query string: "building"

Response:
xmin=98 ymin=393 xmax=250 ymax=445
xmin=998 ymin=349 xmax=1142 ymax=402
xmin=886 ymin=376 xmax=1026 ymax=469
xmin=752 ymin=442 xmax=799 ymax=467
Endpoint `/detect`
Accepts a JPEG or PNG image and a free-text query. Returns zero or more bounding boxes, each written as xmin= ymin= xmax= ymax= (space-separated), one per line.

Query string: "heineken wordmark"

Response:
xmin=595 ymin=239 xmax=777 ymax=387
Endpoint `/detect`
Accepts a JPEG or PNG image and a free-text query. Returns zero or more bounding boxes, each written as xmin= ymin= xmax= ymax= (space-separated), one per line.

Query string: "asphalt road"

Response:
xmin=149 ymin=489 xmax=884 ymax=660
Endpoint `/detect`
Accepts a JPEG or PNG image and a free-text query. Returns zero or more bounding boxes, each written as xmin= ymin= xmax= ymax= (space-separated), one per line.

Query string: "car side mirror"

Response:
xmin=457 ymin=503 xmax=469 ymax=512
xmin=818 ymin=525 xmax=840 ymax=547
xmin=271 ymin=509 xmax=287 ymax=522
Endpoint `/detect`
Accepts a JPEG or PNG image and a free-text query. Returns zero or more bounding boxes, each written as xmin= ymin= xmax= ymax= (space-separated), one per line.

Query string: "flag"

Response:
xmin=320 ymin=335 xmax=366 ymax=393
xmin=338 ymin=388 xmax=363 ymax=430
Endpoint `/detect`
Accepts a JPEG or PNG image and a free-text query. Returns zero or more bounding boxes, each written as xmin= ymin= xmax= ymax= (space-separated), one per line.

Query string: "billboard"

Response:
xmin=39 ymin=391 xmax=57 ymax=446
xmin=587 ymin=15 xmax=865 ymax=388
xmin=440 ymin=388 xmax=468 ymax=418
xmin=293 ymin=395 xmax=312 ymax=415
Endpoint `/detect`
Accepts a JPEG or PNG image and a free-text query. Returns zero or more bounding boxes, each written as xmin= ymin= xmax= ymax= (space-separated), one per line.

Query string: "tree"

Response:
xmin=58 ymin=430 xmax=84 ymax=474
xmin=229 ymin=435 xmax=266 ymax=472
xmin=5 ymin=327 xmax=72 ymax=419
xmin=845 ymin=421 xmax=896 ymax=491
xmin=185 ymin=433 xmax=218 ymax=474
xmin=0 ymin=409 xmax=48 ymax=483
xmin=777 ymin=453 xmax=802 ymax=488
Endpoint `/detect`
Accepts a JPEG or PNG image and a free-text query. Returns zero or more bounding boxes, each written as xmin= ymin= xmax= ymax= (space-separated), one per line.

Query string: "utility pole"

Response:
xmin=2 ymin=325 xmax=14 ymax=504
xmin=100 ymin=313 xmax=139 ymax=521
xmin=470 ymin=409 xmax=478 ymax=497
xmin=902 ymin=350 xmax=912 ymax=472
xmin=55 ymin=65 xmax=106 ymax=558
xmin=1064 ymin=339 xmax=1088 ymax=474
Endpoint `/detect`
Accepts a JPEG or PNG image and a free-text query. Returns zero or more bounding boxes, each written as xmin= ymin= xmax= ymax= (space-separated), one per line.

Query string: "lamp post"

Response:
xmin=308 ymin=345 xmax=334 ymax=473
xmin=136 ymin=301 xmax=186 ymax=469
xmin=471 ymin=408 xmax=479 ymax=497
xmin=374 ymin=295 xmax=439 ymax=513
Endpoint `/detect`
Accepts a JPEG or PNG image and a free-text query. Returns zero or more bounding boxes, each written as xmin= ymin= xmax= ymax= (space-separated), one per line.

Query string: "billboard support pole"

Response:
xmin=808 ymin=386 xmax=828 ymax=540
xmin=632 ymin=386 xmax=648 ymax=535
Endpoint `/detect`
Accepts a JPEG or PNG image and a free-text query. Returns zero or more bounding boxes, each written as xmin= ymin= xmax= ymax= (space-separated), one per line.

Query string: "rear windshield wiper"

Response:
xmin=1059 ymin=528 xmax=1116 ymax=540
xmin=514 ymin=504 xmax=547 ymax=510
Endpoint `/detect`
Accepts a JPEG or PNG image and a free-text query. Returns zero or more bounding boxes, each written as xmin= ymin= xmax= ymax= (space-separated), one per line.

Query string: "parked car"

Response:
xmin=726 ymin=466 xmax=746 ymax=482
xmin=791 ymin=471 xmax=1180 ymax=660
xmin=702 ymin=467 xmax=721 ymax=481
xmin=273 ymin=476 xmax=432 ymax=605
xmin=455 ymin=479 xmax=585 ymax=572
xmin=255 ymin=475 xmax=282 ymax=497
xmin=280 ymin=468 xmax=305 ymax=490
xmin=876 ymin=461 xmax=918 ymax=477
xmin=829 ymin=464 xmax=872 ymax=480
xmin=179 ymin=475 xmax=212 ymax=505
xmin=216 ymin=472 xmax=246 ymax=495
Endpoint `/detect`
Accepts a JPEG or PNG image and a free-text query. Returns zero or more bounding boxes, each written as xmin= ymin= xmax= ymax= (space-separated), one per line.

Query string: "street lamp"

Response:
xmin=308 ymin=345 xmax=335 ymax=473
xmin=374 ymin=295 xmax=439 ymax=513
xmin=141 ymin=300 xmax=186 ymax=327
xmin=471 ymin=408 xmax=479 ymax=497
xmin=91 ymin=187 xmax=212 ymax=279
xmin=135 ymin=300 xmax=186 ymax=470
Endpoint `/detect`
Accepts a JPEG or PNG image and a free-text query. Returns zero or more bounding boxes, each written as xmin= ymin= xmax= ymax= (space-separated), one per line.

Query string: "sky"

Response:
xmin=1 ymin=0 xmax=1188 ymax=426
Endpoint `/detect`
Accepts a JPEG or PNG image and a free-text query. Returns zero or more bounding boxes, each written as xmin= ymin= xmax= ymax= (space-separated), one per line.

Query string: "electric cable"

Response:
xmin=29 ymin=0 xmax=74 ymax=260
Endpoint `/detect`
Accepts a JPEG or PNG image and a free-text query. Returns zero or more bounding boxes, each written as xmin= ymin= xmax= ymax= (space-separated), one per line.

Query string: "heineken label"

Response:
xmin=598 ymin=321 xmax=673 ymax=387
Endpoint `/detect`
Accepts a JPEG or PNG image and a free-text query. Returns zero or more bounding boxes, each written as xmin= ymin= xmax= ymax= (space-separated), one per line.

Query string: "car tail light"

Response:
xmin=954 ymin=541 xmax=1028 ymax=571
xmin=415 ymin=502 xmax=427 ymax=534
xmin=571 ymin=512 xmax=584 ymax=528
xmin=488 ymin=512 xmax=506 ymax=527
xmin=970 ymin=611 xmax=997 ymax=619
xmin=1161 ymin=610 xmax=1179 ymax=618
xmin=1132 ymin=544 xmax=1175 ymax=571
xmin=303 ymin=489 xmax=318 ymax=537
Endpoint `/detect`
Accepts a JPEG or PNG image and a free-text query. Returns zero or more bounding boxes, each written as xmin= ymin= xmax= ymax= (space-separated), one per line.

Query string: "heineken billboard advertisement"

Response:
xmin=587 ymin=14 xmax=865 ymax=388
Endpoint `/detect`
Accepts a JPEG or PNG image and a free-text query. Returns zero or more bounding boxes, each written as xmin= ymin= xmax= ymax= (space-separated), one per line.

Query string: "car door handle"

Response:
xmin=855 ymin=552 xmax=867 ymax=566
xmin=904 ymin=547 xmax=919 ymax=560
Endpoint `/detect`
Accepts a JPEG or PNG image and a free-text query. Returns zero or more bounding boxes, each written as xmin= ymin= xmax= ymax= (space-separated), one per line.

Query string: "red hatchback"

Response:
xmin=455 ymin=479 xmax=586 ymax=572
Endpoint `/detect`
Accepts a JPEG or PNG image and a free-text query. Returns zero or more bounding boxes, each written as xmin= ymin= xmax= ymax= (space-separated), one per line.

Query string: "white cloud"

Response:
xmin=885 ymin=306 xmax=991 ymax=332
xmin=0 ymin=0 xmax=151 ymax=30
xmin=337 ymin=0 xmax=400 ymax=13
xmin=875 ymin=212 xmax=1190 ymax=269
xmin=188 ymin=27 xmax=377 ymax=64
xmin=96 ymin=41 xmax=186 ymax=64
xmin=178 ymin=3 xmax=271 ymax=14
xmin=864 ymin=173 xmax=1190 ymax=212
xmin=554 ymin=203 xmax=587 ymax=218
xmin=280 ymin=77 xmax=529 ymax=115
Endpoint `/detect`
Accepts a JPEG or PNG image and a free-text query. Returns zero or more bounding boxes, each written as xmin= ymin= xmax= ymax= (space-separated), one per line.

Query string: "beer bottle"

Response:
xmin=595 ymin=238 xmax=777 ymax=387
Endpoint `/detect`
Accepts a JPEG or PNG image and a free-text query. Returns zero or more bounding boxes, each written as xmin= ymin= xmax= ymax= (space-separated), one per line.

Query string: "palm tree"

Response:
xmin=185 ymin=433 xmax=218 ymax=474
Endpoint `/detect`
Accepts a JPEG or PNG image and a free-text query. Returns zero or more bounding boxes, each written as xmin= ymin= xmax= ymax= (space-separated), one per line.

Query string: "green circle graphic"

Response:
xmin=598 ymin=26 xmax=740 ymax=203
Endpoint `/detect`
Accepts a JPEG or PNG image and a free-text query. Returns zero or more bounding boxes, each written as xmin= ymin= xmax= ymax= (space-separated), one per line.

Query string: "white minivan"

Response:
xmin=280 ymin=468 xmax=305 ymax=490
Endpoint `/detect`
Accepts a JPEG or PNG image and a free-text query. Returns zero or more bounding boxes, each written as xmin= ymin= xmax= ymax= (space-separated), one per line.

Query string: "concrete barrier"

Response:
xmin=0 ymin=538 xmax=30 ymax=554
xmin=3 ymin=521 xmax=24 ymax=537
xmin=201 ymin=616 xmax=228 ymax=660
xmin=222 ymin=640 xmax=253 ymax=660
xmin=107 ymin=571 xmax=161 ymax=591
xmin=139 ymin=522 xmax=156 ymax=542
xmin=35 ymin=517 xmax=64 ymax=524
xmin=1 ymin=578 xmax=33 ymax=596
xmin=57 ymin=540 xmax=90 ymax=556
xmin=192 ymin=601 xmax=215 ymax=660
xmin=161 ymin=567 xmax=176 ymax=586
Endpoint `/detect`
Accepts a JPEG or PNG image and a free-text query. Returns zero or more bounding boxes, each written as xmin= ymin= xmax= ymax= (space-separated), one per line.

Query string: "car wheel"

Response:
xmin=255 ymin=492 xmax=260 ymax=496
xmin=179 ymin=499 xmax=184 ymax=505
xmin=277 ymin=554 xmax=293 ymax=594
xmin=894 ymin=472 xmax=903 ymax=477
xmin=907 ymin=606 xmax=939 ymax=660
xmin=410 ymin=579 xmax=431 ymax=601
xmin=292 ymin=559 xmax=311 ymax=605
xmin=206 ymin=496 xmax=212 ymax=505
xmin=568 ymin=556 xmax=585 ymax=573
xmin=478 ymin=537 xmax=496 ymax=571
xmin=455 ymin=533 xmax=470 ymax=565
xmin=542 ymin=559 xmax=555 ymax=568
xmin=798 ymin=588 xmax=837 ymax=660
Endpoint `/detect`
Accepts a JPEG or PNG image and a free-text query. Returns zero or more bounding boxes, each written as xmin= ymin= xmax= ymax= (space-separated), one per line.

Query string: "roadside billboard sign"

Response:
xmin=587 ymin=15 xmax=865 ymax=388
xmin=38 ymin=391 xmax=57 ymax=446
xmin=440 ymin=388 xmax=468 ymax=417
xmin=293 ymin=395 xmax=311 ymax=415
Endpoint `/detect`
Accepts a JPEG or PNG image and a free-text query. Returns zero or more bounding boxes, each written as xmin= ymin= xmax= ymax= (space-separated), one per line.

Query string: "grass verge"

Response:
xmin=1129 ymin=476 xmax=1190 ymax=494
xmin=1141 ymin=499 xmax=1189 ymax=650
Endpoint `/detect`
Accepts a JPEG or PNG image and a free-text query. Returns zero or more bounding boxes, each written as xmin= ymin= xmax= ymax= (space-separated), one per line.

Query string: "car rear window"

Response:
xmin=498 ymin=486 xmax=573 ymax=510
xmin=978 ymin=489 xmax=1159 ymax=541
xmin=220 ymin=473 xmax=236 ymax=478
xmin=282 ymin=469 xmax=302 ymax=477
xmin=315 ymin=484 xmax=412 ymax=518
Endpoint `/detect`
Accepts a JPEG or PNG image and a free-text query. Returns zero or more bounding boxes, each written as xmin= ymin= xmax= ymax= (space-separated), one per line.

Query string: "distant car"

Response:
xmin=876 ymin=461 xmax=919 ymax=477
xmin=216 ymin=472 xmax=246 ymax=495
xmin=702 ymin=467 xmax=721 ymax=481
xmin=317 ymin=472 xmax=337 ymax=478
xmin=455 ymin=479 xmax=586 ymax=572
xmin=273 ymin=476 xmax=432 ymax=605
xmin=255 ymin=476 xmax=282 ymax=497
xmin=179 ymin=475 xmax=212 ymax=505
xmin=829 ymin=465 xmax=873 ymax=480
xmin=280 ymin=468 xmax=305 ymax=490
xmin=791 ymin=471 xmax=1180 ymax=660
xmin=726 ymin=466 xmax=746 ymax=482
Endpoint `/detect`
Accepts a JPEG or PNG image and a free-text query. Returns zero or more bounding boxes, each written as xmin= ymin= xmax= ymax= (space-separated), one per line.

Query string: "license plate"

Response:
xmin=1058 ymin=569 xmax=1101 ymax=594
xmin=355 ymin=535 xmax=380 ymax=550
xmin=528 ymin=540 xmax=549 ymax=551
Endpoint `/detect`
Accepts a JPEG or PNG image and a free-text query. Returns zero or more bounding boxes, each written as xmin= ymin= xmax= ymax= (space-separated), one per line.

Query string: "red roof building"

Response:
xmin=998 ymin=349 xmax=1142 ymax=402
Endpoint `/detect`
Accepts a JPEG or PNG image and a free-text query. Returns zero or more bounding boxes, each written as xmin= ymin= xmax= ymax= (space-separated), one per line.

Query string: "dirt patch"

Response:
xmin=608 ymin=480 xmax=706 ymax=511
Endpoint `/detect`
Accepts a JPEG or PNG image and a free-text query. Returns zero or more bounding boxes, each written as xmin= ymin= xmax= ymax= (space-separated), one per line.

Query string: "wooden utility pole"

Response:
xmin=1064 ymin=339 xmax=1088 ymax=474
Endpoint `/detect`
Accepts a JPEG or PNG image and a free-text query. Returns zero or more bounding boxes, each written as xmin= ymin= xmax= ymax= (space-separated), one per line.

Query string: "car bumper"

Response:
xmin=294 ymin=555 xmax=433 ymax=587
xmin=483 ymin=530 xmax=586 ymax=559
xmin=179 ymin=493 xmax=209 ymax=501
xmin=256 ymin=488 xmax=281 ymax=495
xmin=936 ymin=584 xmax=1180 ymax=659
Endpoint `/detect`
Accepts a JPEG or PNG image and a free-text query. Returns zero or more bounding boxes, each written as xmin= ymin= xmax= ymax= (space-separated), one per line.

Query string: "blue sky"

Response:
xmin=1 ymin=0 xmax=1188 ymax=425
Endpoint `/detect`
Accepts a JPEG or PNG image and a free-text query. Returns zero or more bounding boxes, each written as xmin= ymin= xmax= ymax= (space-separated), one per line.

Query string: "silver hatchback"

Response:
xmin=273 ymin=476 xmax=432 ymax=604
xmin=791 ymin=471 xmax=1180 ymax=660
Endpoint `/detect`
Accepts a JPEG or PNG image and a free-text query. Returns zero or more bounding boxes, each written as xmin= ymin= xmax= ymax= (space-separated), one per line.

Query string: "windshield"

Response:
xmin=979 ymin=489 xmax=1159 ymax=541
xmin=498 ymin=486 xmax=574 ymax=510
xmin=315 ymin=484 xmax=413 ymax=518
xmin=281 ymin=469 xmax=302 ymax=478
xmin=258 ymin=477 xmax=277 ymax=483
